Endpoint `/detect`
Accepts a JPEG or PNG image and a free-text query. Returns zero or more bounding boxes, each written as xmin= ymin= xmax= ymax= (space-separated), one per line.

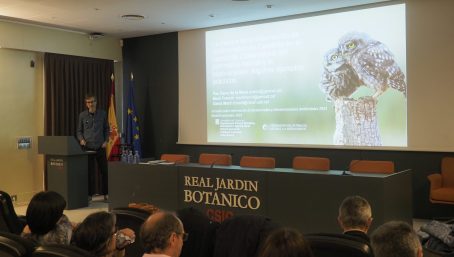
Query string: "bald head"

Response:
xmin=140 ymin=211 xmax=184 ymax=254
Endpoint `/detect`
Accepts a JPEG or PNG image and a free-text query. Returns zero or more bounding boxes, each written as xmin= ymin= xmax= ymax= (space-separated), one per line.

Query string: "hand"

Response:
xmin=22 ymin=225 xmax=31 ymax=234
xmin=119 ymin=228 xmax=135 ymax=240
xmin=101 ymin=142 xmax=107 ymax=148
xmin=116 ymin=228 xmax=136 ymax=249
xmin=80 ymin=139 xmax=86 ymax=146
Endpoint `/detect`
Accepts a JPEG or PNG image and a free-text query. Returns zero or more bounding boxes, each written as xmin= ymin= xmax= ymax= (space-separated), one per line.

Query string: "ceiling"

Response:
xmin=0 ymin=0 xmax=391 ymax=39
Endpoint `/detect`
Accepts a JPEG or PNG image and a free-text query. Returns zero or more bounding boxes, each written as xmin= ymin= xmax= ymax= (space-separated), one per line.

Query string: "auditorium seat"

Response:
xmin=349 ymin=160 xmax=394 ymax=174
xmin=292 ymin=156 xmax=330 ymax=171
xmin=0 ymin=191 xmax=26 ymax=234
xmin=240 ymin=156 xmax=275 ymax=169
xmin=428 ymin=157 xmax=454 ymax=204
xmin=213 ymin=215 xmax=279 ymax=257
xmin=198 ymin=153 xmax=232 ymax=166
xmin=0 ymin=231 xmax=36 ymax=257
xmin=305 ymin=233 xmax=373 ymax=257
xmin=32 ymin=245 xmax=94 ymax=257
xmin=160 ymin=154 xmax=190 ymax=164
xmin=112 ymin=207 xmax=151 ymax=257
xmin=177 ymin=207 xmax=219 ymax=257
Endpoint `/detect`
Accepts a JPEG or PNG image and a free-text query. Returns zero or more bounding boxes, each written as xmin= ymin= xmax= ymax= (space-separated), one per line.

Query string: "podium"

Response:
xmin=38 ymin=136 xmax=90 ymax=209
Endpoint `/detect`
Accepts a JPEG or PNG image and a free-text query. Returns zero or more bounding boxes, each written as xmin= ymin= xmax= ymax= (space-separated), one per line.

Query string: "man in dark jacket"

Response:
xmin=77 ymin=94 xmax=109 ymax=200
xmin=337 ymin=195 xmax=373 ymax=244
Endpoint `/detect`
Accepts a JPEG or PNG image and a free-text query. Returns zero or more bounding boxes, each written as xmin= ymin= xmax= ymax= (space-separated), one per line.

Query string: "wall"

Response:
xmin=0 ymin=20 xmax=122 ymax=204
xmin=123 ymin=0 xmax=454 ymax=219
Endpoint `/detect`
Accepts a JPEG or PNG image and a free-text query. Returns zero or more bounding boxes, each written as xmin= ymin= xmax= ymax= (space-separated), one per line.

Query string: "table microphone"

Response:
xmin=344 ymin=159 xmax=364 ymax=175
xmin=210 ymin=156 xmax=223 ymax=168
xmin=210 ymin=153 xmax=233 ymax=168
xmin=172 ymin=155 xmax=191 ymax=166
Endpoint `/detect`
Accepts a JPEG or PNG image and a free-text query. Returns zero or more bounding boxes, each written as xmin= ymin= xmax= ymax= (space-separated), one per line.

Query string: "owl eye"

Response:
xmin=330 ymin=54 xmax=338 ymax=61
xmin=347 ymin=42 xmax=356 ymax=49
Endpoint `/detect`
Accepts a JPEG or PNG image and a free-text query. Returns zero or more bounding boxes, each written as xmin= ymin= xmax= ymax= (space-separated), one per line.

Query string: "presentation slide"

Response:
xmin=205 ymin=4 xmax=406 ymax=147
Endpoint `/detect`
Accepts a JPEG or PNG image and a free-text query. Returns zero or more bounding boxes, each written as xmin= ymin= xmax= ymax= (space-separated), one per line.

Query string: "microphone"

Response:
xmin=210 ymin=153 xmax=233 ymax=168
xmin=210 ymin=156 xmax=223 ymax=168
xmin=343 ymin=159 xmax=362 ymax=175
xmin=172 ymin=155 xmax=191 ymax=166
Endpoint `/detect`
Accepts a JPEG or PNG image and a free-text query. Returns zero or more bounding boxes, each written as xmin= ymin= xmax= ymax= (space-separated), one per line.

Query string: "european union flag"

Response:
xmin=126 ymin=73 xmax=142 ymax=156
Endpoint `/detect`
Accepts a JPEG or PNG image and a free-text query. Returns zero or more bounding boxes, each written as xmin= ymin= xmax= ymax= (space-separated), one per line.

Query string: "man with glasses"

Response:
xmin=140 ymin=211 xmax=188 ymax=257
xmin=77 ymin=94 xmax=109 ymax=201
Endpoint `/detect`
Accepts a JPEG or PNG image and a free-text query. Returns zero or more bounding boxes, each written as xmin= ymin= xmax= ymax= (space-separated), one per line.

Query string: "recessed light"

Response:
xmin=209 ymin=14 xmax=215 ymax=18
xmin=121 ymin=14 xmax=145 ymax=21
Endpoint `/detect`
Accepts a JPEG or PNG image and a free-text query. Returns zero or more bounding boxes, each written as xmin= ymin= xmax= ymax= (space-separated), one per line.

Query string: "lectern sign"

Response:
xmin=49 ymin=158 xmax=64 ymax=168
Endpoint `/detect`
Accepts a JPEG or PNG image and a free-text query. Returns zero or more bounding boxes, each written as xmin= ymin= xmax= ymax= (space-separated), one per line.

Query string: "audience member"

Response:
xmin=213 ymin=214 xmax=279 ymax=257
xmin=371 ymin=221 xmax=422 ymax=257
xmin=21 ymin=191 xmax=73 ymax=245
xmin=71 ymin=211 xmax=135 ymax=257
xmin=338 ymin=195 xmax=373 ymax=244
xmin=258 ymin=227 xmax=314 ymax=257
xmin=140 ymin=211 xmax=186 ymax=257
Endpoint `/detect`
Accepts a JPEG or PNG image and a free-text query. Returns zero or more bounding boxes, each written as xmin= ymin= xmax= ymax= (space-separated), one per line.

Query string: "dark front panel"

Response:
xmin=268 ymin=171 xmax=412 ymax=233
xmin=109 ymin=162 xmax=179 ymax=210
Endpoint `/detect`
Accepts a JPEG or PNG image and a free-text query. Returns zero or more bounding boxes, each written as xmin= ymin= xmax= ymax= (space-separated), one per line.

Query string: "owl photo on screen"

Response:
xmin=338 ymin=32 xmax=407 ymax=99
xmin=319 ymin=47 xmax=363 ymax=101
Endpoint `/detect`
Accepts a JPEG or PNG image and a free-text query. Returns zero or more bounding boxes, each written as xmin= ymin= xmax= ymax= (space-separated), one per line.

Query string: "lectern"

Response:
xmin=38 ymin=136 xmax=90 ymax=209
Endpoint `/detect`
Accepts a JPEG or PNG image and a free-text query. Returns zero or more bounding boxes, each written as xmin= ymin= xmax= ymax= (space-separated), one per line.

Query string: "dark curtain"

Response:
xmin=44 ymin=53 xmax=113 ymax=136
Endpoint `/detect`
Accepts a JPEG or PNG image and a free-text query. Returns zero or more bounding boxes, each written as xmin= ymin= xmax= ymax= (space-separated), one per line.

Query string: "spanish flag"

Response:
xmin=106 ymin=74 xmax=120 ymax=160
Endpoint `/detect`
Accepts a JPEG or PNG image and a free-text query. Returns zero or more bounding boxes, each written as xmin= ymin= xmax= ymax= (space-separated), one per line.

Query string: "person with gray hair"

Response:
xmin=371 ymin=221 xmax=423 ymax=257
xmin=338 ymin=195 xmax=373 ymax=244
xmin=140 ymin=211 xmax=187 ymax=257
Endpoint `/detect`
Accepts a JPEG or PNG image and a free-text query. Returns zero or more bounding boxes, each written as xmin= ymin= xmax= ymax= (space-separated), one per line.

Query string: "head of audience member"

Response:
xmin=338 ymin=195 xmax=372 ymax=233
xmin=26 ymin=191 xmax=66 ymax=235
xmin=85 ymin=93 xmax=97 ymax=113
xmin=371 ymin=221 xmax=422 ymax=257
xmin=140 ymin=211 xmax=186 ymax=257
xmin=71 ymin=211 xmax=118 ymax=257
xmin=258 ymin=227 xmax=314 ymax=257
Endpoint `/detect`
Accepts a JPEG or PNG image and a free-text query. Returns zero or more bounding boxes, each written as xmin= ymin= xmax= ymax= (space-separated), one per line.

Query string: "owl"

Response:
xmin=338 ymin=32 xmax=406 ymax=99
xmin=319 ymin=47 xmax=363 ymax=101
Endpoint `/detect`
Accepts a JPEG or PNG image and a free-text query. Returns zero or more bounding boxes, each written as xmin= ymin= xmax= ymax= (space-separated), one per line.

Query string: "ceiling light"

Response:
xmin=121 ymin=14 xmax=145 ymax=21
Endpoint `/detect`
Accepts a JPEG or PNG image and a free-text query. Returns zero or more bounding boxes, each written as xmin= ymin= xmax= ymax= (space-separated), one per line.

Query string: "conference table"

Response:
xmin=108 ymin=162 xmax=412 ymax=233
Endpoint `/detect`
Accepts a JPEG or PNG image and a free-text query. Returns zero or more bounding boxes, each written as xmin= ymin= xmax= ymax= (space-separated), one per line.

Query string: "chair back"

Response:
xmin=160 ymin=154 xmax=190 ymax=164
xmin=349 ymin=160 xmax=394 ymax=174
xmin=199 ymin=153 xmax=232 ymax=166
xmin=0 ymin=231 xmax=36 ymax=257
xmin=306 ymin=233 xmax=373 ymax=257
xmin=441 ymin=157 xmax=454 ymax=187
xmin=112 ymin=207 xmax=151 ymax=257
xmin=32 ymin=245 xmax=94 ymax=257
xmin=0 ymin=191 xmax=24 ymax=234
xmin=240 ymin=156 xmax=275 ymax=169
xmin=177 ymin=207 xmax=219 ymax=257
xmin=213 ymin=215 xmax=279 ymax=257
xmin=293 ymin=156 xmax=330 ymax=171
